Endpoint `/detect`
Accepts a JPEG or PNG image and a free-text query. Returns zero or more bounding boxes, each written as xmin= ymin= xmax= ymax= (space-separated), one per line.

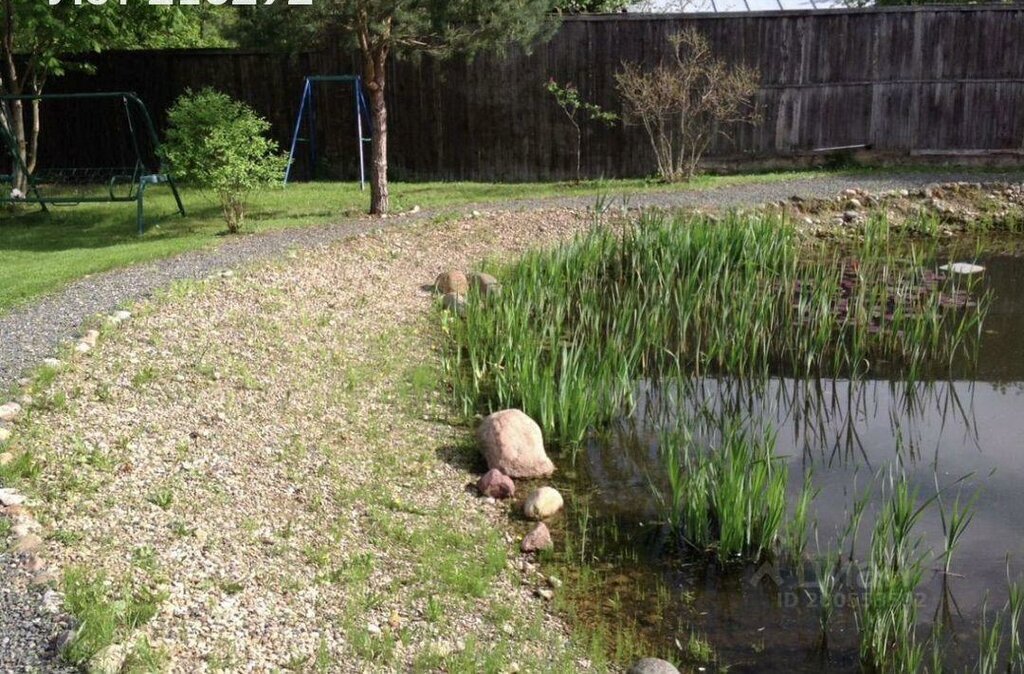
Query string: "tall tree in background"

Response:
xmin=0 ymin=1 xmax=207 ymax=193
xmin=313 ymin=0 xmax=558 ymax=215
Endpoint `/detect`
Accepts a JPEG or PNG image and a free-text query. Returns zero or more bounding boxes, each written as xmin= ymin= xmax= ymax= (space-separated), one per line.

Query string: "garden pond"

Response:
xmin=564 ymin=249 xmax=1024 ymax=672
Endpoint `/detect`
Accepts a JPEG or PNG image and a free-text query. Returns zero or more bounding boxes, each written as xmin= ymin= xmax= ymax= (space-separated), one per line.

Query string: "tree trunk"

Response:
xmin=361 ymin=31 xmax=389 ymax=216
xmin=368 ymin=84 xmax=388 ymax=215
xmin=9 ymin=98 xmax=27 ymax=193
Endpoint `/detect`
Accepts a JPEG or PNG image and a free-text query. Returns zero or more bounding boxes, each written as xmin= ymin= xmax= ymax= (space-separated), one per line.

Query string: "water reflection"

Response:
xmin=574 ymin=252 xmax=1024 ymax=671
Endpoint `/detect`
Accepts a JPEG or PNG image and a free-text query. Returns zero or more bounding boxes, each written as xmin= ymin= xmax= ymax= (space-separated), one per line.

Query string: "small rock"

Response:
xmin=477 ymin=468 xmax=515 ymax=499
xmin=0 ymin=401 xmax=22 ymax=422
xmin=0 ymin=488 xmax=26 ymax=506
xmin=0 ymin=427 xmax=11 ymax=444
xmin=89 ymin=643 xmax=128 ymax=674
xmin=367 ymin=623 xmax=382 ymax=636
xmin=523 ymin=487 xmax=564 ymax=520
xmin=23 ymin=554 xmax=45 ymax=573
xmin=442 ymin=292 xmax=466 ymax=317
xmin=12 ymin=534 xmax=43 ymax=555
xmin=81 ymin=330 xmax=100 ymax=347
xmin=409 ymin=205 xmax=421 ymax=214
xmin=844 ymin=198 xmax=862 ymax=210
xmin=521 ymin=523 xmax=553 ymax=552
xmin=41 ymin=589 xmax=62 ymax=614
xmin=55 ymin=628 xmax=76 ymax=653
xmin=471 ymin=210 xmax=482 ymax=218
xmin=547 ymin=575 xmax=563 ymax=588
xmin=41 ymin=358 xmax=62 ymax=369
xmin=467 ymin=271 xmax=502 ymax=297
xmin=74 ymin=342 xmax=91 ymax=354
xmin=0 ymin=451 xmax=14 ymax=465
xmin=435 ymin=270 xmax=469 ymax=294
xmin=940 ymin=262 xmax=985 ymax=275
xmin=535 ymin=588 xmax=554 ymax=601
xmin=842 ymin=210 xmax=858 ymax=223
xmin=110 ymin=310 xmax=132 ymax=323
xmin=12 ymin=522 xmax=35 ymax=538
xmin=628 ymin=658 xmax=681 ymax=674
xmin=477 ymin=409 xmax=554 ymax=478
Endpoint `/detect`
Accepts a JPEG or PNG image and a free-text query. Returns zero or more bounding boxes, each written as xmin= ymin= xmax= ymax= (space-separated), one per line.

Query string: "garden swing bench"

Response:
xmin=0 ymin=91 xmax=185 ymax=234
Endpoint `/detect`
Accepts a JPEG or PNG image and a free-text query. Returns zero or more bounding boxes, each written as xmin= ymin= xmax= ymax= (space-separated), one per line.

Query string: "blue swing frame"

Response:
xmin=284 ymin=75 xmax=372 ymax=188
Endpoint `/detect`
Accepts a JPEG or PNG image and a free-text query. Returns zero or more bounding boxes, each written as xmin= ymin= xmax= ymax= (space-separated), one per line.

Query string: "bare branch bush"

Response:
xmin=614 ymin=28 xmax=759 ymax=182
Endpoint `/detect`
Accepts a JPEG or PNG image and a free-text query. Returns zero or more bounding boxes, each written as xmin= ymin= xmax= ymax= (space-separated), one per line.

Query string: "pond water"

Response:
xmin=565 ymin=249 xmax=1024 ymax=671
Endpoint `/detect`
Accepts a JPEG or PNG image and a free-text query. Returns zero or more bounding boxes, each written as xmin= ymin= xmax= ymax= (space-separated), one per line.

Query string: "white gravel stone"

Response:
xmin=0 ymin=488 xmax=26 ymax=506
xmin=0 ymin=402 xmax=22 ymax=422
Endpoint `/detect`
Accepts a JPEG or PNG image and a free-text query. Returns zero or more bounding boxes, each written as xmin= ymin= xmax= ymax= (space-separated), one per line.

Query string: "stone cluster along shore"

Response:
xmin=0 ymin=310 xmax=135 ymax=668
xmin=472 ymin=408 xmax=679 ymax=674
xmin=474 ymin=408 xmax=561 ymax=554
xmin=434 ymin=269 xmax=502 ymax=317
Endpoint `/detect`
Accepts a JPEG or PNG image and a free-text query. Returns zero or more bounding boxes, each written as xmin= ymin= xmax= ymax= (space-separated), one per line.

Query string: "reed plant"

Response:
xmin=1009 ymin=576 xmax=1024 ymax=671
xmin=857 ymin=475 xmax=932 ymax=672
xmin=657 ymin=420 xmax=794 ymax=561
xmin=443 ymin=210 xmax=988 ymax=450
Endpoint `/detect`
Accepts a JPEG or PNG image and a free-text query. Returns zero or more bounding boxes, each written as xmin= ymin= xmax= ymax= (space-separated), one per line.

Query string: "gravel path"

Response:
xmin=2 ymin=171 xmax=1021 ymax=393
xmin=0 ymin=550 xmax=75 ymax=674
xmin=0 ymin=169 xmax=1021 ymax=672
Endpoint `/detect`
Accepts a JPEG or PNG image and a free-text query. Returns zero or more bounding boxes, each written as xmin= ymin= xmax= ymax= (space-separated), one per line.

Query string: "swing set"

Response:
xmin=0 ymin=91 xmax=185 ymax=234
xmin=284 ymin=75 xmax=372 ymax=188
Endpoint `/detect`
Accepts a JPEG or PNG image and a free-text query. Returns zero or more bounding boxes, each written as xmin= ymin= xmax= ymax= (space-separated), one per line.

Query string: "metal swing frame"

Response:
xmin=0 ymin=91 xmax=185 ymax=234
xmin=284 ymin=75 xmax=372 ymax=188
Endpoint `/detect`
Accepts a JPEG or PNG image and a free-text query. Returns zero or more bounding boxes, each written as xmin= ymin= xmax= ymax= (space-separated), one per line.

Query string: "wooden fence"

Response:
xmin=41 ymin=5 xmax=1024 ymax=181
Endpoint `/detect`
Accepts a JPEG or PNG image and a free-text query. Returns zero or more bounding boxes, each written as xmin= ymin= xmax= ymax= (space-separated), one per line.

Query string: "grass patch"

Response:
xmin=61 ymin=566 xmax=166 ymax=665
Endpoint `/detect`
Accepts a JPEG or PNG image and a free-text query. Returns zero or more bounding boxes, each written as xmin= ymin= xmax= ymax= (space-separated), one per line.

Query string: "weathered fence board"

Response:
xmin=38 ymin=5 xmax=1024 ymax=181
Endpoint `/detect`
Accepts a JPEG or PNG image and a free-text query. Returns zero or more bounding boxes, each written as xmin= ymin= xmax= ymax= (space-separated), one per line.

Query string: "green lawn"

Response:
xmin=0 ymin=172 xmax=827 ymax=313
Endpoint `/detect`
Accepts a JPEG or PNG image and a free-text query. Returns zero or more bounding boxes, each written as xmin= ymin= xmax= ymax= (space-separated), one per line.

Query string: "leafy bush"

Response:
xmin=615 ymin=28 xmax=759 ymax=182
xmin=162 ymin=88 xmax=288 ymax=233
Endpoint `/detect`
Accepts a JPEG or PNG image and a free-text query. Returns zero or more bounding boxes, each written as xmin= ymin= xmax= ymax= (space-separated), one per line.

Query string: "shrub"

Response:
xmin=545 ymin=79 xmax=618 ymax=182
xmin=162 ymin=88 xmax=288 ymax=233
xmin=614 ymin=28 xmax=759 ymax=182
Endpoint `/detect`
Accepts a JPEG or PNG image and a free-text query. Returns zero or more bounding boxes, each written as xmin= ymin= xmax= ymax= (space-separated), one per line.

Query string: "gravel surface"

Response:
xmin=3 ymin=170 xmax=1021 ymax=394
xmin=0 ymin=169 xmax=1021 ymax=672
xmin=0 ymin=548 xmax=75 ymax=674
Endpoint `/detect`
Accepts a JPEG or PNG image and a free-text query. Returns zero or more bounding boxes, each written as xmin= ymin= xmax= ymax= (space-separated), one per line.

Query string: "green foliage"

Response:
xmin=556 ymin=0 xmax=631 ymax=11
xmin=442 ymin=210 xmax=988 ymax=449
xmin=661 ymin=422 xmax=790 ymax=560
xmin=858 ymin=476 xmax=931 ymax=672
xmin=162 ymin=89 xmax=289 ymax=233
xmin=61 ymin=566 xmax=166 ymax=665
xmin=545 ymin=79 xmax=619 ymax=181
